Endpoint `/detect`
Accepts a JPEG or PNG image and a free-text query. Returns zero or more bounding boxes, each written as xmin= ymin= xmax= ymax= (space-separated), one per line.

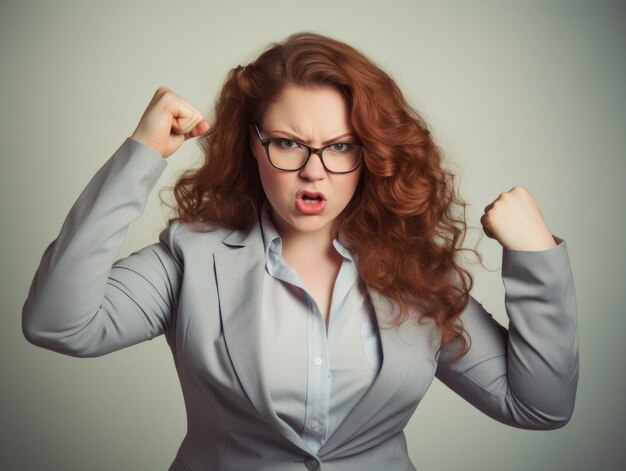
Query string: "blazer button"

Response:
xmin=304 ymin=456 xmax=320 ymax=470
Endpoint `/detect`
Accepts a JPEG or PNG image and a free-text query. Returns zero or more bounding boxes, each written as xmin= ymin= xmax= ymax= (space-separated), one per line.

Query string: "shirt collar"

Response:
xmin=260 ymin=203 xmax=283 ymax=261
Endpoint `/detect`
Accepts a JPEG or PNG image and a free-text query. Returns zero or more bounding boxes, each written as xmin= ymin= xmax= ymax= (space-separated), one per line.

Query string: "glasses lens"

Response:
xmin=322 ymin=143 xmax=362 ymax=172
xmin=268 ymin=140 xmax=309 ymax=170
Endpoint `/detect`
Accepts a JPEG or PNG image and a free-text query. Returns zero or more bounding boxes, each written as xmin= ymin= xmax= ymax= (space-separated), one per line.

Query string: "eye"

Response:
xmin=277 ymin=139 xmax=300 ymax=149
xmin=330 ymin=143 xmax=353 ymax=152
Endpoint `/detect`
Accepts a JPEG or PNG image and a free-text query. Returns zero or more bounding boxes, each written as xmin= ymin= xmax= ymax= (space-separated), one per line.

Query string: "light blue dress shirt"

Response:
xmin=259 ymin=207 xmax=383 ymax=455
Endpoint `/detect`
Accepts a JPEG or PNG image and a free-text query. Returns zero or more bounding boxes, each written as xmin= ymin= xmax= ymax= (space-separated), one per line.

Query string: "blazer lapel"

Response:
xmin=318 ymin=289 xmax=424 ymax=458
xmin=213 ymin=224 xmax=309 ymax=452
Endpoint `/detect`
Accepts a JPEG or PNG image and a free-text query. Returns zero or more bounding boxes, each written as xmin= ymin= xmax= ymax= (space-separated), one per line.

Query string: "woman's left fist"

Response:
xmin=480 ymin=186 xmax=557 ymax=251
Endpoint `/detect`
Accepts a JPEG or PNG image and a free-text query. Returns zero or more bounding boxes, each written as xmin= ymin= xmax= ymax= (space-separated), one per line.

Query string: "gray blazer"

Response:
xmin=22 ymin=138 xmax=579 ymax=471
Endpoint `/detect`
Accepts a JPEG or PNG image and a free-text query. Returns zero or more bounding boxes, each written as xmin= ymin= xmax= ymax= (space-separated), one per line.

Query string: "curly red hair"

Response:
xmin=167 ymin=32 xmax=474 ymax=358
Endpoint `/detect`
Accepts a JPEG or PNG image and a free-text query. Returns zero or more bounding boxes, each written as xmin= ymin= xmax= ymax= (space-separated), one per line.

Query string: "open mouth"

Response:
xmin=302 ymin=195 xmax=323 ymax=204
xmin=296 ymin=190 xmax=326 ymax=214
xmin=297 ymin=190 xmax=326 ymax=202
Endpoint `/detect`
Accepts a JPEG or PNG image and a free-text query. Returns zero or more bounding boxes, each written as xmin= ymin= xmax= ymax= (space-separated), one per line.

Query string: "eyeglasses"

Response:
xmin=253 ymin=124 xmax=363 ymax=174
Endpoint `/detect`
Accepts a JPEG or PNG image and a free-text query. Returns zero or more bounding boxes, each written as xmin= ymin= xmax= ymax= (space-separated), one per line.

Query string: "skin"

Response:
xmin=130 ymin=85 xmax=557 ymax=320
xmin=481 ymin=186 xmax=556 ymax=251
xmin=131 ymin=86 xmax=210 ymax=158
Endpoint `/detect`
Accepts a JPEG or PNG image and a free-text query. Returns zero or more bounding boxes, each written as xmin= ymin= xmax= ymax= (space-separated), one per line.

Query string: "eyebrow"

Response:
xmin=268 ymin=129 xmax=358 ymax=146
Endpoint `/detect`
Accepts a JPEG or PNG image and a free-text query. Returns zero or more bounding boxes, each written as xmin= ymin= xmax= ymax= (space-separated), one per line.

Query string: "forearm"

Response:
xmin=437 ymin=239 xmax=579 ymax=429
xmin=502 ymin=238 xmax=579 ymax=425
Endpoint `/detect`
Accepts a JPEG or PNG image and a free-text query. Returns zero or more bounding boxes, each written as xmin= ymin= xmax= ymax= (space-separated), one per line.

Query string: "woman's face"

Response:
xmin=251 ymin=84 xmax=362 ymax=240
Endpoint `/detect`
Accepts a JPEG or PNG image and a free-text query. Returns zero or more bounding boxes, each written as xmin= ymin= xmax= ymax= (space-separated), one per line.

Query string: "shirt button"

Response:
xmin=310 ymin=420 xmax=320 ymax=431
xmin=304 ymin=456 xmax=320 ymax=470
xmin=314 ymin=357 xmax=323 ymax=366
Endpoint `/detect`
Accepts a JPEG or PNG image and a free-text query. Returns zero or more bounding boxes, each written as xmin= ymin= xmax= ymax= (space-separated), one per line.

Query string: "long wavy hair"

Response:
xmin=168 ymin=32 xmax=475 ymax=359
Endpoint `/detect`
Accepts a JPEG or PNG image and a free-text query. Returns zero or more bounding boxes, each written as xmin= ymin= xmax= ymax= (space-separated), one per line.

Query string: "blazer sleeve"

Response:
xmin=22 ymin=138 xmax=183 ymax=358
xmin=435 ymin=238 xmax=579 ymax=429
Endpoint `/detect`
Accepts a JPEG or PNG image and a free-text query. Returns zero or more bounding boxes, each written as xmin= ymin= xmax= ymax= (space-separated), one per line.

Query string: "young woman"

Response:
xmin=22 ymin=32 xmax=578 ymax=470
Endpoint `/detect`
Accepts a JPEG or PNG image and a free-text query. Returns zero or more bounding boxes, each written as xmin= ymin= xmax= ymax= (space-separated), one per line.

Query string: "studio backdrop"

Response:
xmin=1 ymin=1 xmax=624 ymax=470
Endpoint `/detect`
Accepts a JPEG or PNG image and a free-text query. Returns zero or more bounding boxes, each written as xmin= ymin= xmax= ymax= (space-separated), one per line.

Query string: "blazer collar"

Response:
xmin=220 ymin=219 xmax=262 ymax=248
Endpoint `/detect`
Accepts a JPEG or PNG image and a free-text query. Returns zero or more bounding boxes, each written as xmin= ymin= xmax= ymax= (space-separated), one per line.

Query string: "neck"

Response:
xmin=282 ymin=230 xmax=342 ymax=273
xmin=284 ymin=228 xmax=334 ymax=257
xmin=271 ymin=216 xmax=337 ymax=265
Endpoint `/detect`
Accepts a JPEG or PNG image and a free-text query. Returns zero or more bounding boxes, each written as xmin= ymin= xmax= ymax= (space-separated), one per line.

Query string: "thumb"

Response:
xmin=182 ymin=119 xmax=210 ymax=140
xmin=171 ymin=116 xmax=195 ymax=135
xmin=189 ymin=119 xmax=211 ymax=137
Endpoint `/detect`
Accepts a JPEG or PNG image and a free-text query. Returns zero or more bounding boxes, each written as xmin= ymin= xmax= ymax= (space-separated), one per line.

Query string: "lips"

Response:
xmin=296 ymin=190 xmax=327 ymax=214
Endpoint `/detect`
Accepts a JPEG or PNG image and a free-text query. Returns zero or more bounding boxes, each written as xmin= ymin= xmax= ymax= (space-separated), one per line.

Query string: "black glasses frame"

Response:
xmin=253 ymin=124 xmax=363 ymax=174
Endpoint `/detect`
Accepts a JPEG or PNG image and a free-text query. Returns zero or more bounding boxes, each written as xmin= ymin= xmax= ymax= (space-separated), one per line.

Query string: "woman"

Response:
xmin=22 ymin=32 xmax=578 ymax=470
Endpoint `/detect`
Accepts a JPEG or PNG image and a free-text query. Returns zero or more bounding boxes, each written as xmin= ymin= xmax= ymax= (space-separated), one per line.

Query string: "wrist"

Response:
xmin=506 ymin=234 xmax=557 ymax=252
xmin=129 ymin=133 xmax=166 ymax=159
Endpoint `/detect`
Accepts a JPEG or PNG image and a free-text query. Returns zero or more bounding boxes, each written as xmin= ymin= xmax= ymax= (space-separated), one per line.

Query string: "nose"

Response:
xmin=299 ymin=151 xmax=327 ymax=181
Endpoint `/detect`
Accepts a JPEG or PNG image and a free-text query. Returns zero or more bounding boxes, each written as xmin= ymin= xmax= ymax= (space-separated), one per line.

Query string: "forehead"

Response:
xmin=261 ymin=84 xmax=353 ymax=136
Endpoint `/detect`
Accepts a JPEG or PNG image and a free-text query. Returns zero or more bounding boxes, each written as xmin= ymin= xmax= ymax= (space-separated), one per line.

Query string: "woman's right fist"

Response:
xmin=131 ymin=87 xmax=210 ymax=158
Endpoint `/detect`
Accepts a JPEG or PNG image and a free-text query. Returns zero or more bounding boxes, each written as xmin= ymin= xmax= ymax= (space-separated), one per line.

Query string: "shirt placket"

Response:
xmin=302 ymin=295 xmax=330 ymax=453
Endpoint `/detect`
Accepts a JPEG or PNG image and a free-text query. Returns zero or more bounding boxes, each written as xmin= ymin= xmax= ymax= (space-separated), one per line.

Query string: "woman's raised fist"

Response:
xmin=480 ymin=186 xmax=557 ymax=251
xmin=131 ymin=87 xmax=210 ymax=158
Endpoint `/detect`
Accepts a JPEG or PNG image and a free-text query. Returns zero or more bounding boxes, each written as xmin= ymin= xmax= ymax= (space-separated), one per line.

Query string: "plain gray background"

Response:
xmin=1 ymin=0 xmax=624 ymax=470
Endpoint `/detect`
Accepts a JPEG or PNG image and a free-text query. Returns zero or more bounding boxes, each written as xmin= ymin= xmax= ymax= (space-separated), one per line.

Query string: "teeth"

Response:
xmin=303 ymin=197 xmax=320 ymax=203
